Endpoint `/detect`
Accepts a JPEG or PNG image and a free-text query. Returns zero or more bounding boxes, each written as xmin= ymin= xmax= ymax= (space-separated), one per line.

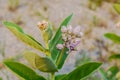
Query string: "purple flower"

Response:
xmin=56 ymin=25 xmax=83 ymax=53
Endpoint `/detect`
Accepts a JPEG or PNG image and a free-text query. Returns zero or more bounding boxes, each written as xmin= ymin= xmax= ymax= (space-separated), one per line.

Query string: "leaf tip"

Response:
xmin=2 ymin=21 xmax=8 ymax=25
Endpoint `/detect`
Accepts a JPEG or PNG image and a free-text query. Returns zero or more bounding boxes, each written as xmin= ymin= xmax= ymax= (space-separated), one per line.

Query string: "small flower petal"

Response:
xmin=61 ymin=27 xmax=67 ymax=33
xmin=56 ymin=44 xmax=64 ymax=50
xmin=67 ymin=25 xmax=72 ymax=34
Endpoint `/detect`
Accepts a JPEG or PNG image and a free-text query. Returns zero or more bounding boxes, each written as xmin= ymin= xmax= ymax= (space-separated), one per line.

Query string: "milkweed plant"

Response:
xmin=3 ymin=14 xmax=102 ymax=80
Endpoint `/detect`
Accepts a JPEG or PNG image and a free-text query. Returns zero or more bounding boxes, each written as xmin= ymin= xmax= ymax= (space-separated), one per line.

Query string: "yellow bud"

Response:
xmin=37 ymin=21 xmax=53 ymax=48
xmin=37 ymin=21 xmax=48 ymax=31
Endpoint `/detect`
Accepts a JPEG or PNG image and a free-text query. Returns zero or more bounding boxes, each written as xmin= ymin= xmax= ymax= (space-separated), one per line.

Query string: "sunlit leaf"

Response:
xmin=24 ymin=51 xmax=37 ymax=68
xmin=35 ymin=54 xmax=58 ymax=72
xmin=24 ymin=51 xmax=58 ymax=72
xmin=3 ymin=21 xmax=49 ymax=55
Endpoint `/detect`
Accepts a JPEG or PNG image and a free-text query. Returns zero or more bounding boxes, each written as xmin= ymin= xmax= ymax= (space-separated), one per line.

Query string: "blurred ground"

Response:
xmin=0 ymin=0 xmax=120 ymax=80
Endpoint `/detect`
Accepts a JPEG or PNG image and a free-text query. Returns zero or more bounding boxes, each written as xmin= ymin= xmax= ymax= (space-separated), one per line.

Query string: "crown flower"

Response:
xmin=56 ymin=25 xmax=83 ymax=53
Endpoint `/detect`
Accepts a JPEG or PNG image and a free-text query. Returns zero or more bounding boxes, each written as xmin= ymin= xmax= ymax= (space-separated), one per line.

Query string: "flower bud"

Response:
xmin=61 ymin=27 xmax=67 ymax=33
xmin=37 ymin=21 xmax=53 ymax=48
xmin=67 ymin=25 xmax=72 ymax=34
xmin=56 ymin=44 xmax=64 ymax=50
xmin=37 ymin=21 xmax=48 ymax=31
xmin=79 ymin=32 xmax=83 ymax=36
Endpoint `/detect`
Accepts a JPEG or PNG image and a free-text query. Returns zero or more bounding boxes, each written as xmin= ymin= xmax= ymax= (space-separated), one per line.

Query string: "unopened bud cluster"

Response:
xmin=37 ymin=21 xmax=48 ymax=31
xmin=56 ymin=25 xmax=83 ymax=53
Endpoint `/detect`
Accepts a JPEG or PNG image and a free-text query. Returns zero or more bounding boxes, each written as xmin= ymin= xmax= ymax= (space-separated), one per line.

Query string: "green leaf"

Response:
xmin=42 ymin=23 xmax=53 ymax=48
xmin=24 ymin=51 xmax=58 ymax=72
xmin=0 ymin=78 xmax=2 ymax=80
xmin=113 ymin=3 xmax=120 ymax=14
xmin=99 ymin=68 xmax=108 ymax=80
xmin=35 ymin=54 xmax=58 ymax=72
xmin=107 ymin=66 xmax=119 ymax=79
xmin=49 ymin=14 xmax=73 ymax=69
xmin=56 ymin=48 xmax=68 ymax=69
xmin=60 ymin=62 xmax=102 ymax=80
xmin=104 ymin=33 xmax=120 ymax=44
xmin=3 ymin=61 xmax=46 ymax=80
xmin=3 ymin=21 xmax=49 ymax=55
xmin=55 ymin=74 xmax=67 ymax=80
xmin=109 ymin=54 xmax=120 ymax=60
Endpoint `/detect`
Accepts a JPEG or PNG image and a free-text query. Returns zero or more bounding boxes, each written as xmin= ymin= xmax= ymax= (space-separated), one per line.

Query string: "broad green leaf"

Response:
xmin=55 ymin=74 xmax=67 ymax=80
xmin=108 ymin=66 xmax=119 ymax=74
xmin=3 ymin=21 xmax=49 ymax=55
xmin=49 ymin=14 xmax=73 ymax=69
xmin=107 ymin=66 xmax=119 ymax=79
xmin=24 ymin=51 xmax=58 ymax=72
xmin=60 ymin=62 xmax=102 ymax=80
xmin=35 ymin=54 xmax=58 ymax=72
xmin=104 ymin=33 xmax=120 ymax=44
xmin=3 ymin=61 xmax=46 ymax=80
xmin=113 ymin=3 xmax=120 ymax=14
xmin=99 ymin=68 xmax=108 ymax=80
xmin=109 ymin=54 xmax=120 ymax=60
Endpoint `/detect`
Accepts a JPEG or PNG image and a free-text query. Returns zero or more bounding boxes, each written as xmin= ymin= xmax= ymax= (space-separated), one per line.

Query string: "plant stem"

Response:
xmin=56 ymin=48 xmax=65 ymax=66
xmin=51 ymin=72 xmax=55 ymax=80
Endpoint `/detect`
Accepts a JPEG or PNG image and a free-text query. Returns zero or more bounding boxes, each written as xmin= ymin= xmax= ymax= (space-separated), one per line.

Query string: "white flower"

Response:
xmin=73 ymin=26 xmax=81 ymax=35
xmin=67 ymin=25 xmax=72 ymax=34
xmin=67 ymin=34 xmax=72 ymax=40
xmin=61 ymin=27 xmax=67 ymax=33
xmin=56 ymin=44 xmax=64 ymax=50
xmin=62 ymin=34 xmax=67 ymax=41
xmin=79 ymin=32 xmax=83 ymax=36
xmin=62 ymin=36 xmax=67 ymax=41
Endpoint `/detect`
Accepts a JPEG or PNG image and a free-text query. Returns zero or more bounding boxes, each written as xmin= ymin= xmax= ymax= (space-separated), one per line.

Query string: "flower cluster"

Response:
xmin=56 ymin=25 xmax=83 ymax=53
